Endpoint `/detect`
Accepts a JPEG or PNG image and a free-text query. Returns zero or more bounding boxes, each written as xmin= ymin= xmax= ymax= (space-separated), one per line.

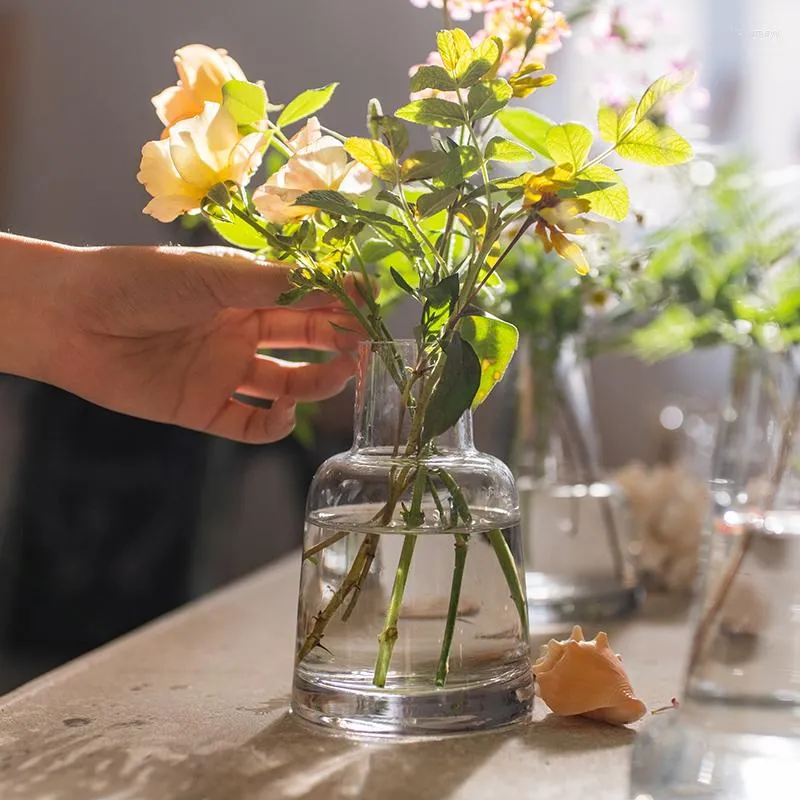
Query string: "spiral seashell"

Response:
xmin=533 ymin=625 xmax=647 ymax=726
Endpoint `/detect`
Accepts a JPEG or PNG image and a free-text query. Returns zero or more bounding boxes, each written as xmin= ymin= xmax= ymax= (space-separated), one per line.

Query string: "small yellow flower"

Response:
xmin=138 ymin=102 xmax=266 ymax=223
xmin=152 ymin=44 xmax=248 ymax=131
xmin=253 ymin=118 xmax=373 ymax=225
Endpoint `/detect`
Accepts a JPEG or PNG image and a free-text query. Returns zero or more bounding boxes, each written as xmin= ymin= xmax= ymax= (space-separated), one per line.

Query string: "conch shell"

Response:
xmin=533 ymin=625 xmax=647 ymax=726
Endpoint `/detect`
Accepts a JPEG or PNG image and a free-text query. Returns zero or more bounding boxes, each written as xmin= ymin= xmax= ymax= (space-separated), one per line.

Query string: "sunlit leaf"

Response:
xmin=597 ymin=102 xmax=635 ymax=144
xmin=616 ymin=120 xmax=693 ymax=166
xmin=344 ymin=137 xmax=399 ymax=182
xmin=277 ymin=83 xmax=339 ymax=127
xmin=459 ymin=313 xmax=519 ymax=407
xmin=468 ymin=79 xmax=513 ymax=120
xmin=455 ymin=36 xmax=502 ymax=88
xmin=545 ymin=123 xmax=593 ymax=174
xmin=485 ymin=137 xmax=534 ymax=163
xmin=208 ymin=214 xmax=268 ymax=250
xmin=395 ymin=98 xmax=464 ymax=128
xmin=575 ymin=164 xmax=629 ymax=221
xmin=437 ymin=28 xmax=473 ymax=74
xmin=440 ymin=145 xmax=481 ymax=187
xmin=400 ymin=150 xmax=450 ymax=182
xmin=410 ymin=65 xmax=457 ymax=93
xmin=496 ymin=107 xmax=554 ymax=157
xmin=635 ymin=69 xmax=696 ymax=122
xmin=221 ymin=80 xmax=267 ymax=128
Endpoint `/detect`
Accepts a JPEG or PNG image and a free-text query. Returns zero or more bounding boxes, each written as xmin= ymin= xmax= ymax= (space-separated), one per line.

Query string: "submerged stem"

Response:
xmin=374 ymin=534 xmax=418 ymax=687
xmin=436 ymin=533 xmax=469 ymax=686
xmin=487 ymin=529 xmax=529 ymax=635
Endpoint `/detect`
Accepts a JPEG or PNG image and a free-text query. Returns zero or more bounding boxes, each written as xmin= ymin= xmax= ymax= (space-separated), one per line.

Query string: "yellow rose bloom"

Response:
xmin=152 ymin=44 xmax=247 ymax=131
xmin=138 ymin=101 xmax=266 ymax=223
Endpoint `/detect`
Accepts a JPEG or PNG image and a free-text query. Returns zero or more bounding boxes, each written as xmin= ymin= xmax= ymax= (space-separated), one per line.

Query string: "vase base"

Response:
xmin=291 ymin=663 xmax=534 ymax=737
xmin=630 ymin=708 xmax=800 ymax=799
xmin=525 ymin=572 xmax=643 ymax=627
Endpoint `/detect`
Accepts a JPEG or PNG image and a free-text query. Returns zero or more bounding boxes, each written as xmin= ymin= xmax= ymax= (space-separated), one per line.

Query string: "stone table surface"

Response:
xmin=0 ymin=554 xmax=692 ymax=800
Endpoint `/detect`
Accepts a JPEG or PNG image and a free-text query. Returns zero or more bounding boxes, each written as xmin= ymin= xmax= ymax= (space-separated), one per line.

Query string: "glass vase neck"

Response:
xmin=352 ymin=340 xmax=474 ymax=454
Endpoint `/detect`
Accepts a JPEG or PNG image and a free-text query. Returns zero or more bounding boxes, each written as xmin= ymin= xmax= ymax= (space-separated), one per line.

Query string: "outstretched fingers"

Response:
xmin=204 ymin=396 xmax=297 ymax=444
xmin=238 ymin=353 xmax=356 ymax=403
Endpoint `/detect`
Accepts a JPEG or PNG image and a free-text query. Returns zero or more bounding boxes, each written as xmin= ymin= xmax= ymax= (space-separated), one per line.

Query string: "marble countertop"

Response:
xmin=0 ymin=555 xmax=692 ymax=800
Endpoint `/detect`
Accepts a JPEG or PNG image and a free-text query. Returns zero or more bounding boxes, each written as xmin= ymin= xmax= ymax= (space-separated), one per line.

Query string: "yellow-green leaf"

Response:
xmin=467 ymin=79 xmax=513 ymax=120
xmin=455 ymin=36 xmax=502 ymax=87
xmin=597 ymin=102 xmax=635 ymax=144
xmin=635 ymin=69 xmax=696 ymax=123
xmin=485 ymin=136 xmax=534 ymax=163
xmin=221 ymin=80 xmax=267 ymax=128
xmin=576 ymin=164 xmax=629 ymax=221
xmin=344 ymin=137 xmax=399 ymax=182
xmin=437 ymin=28 xmax=473 ymax=74
xmin=546 ymin=123 xmax=593 ymax=173
xmin=410 ymin=65 xmax=457 ymax=93
xmin=496 ymin=107 xmax=554 ymax=158
xmin=459 ymin=314 xmax=519 ymax=408
xmin=277 ymin=83 xmax=338 ymax=128
xmin=616 ymin=120 xmax=693 ymax=166
xmin=400 ymin=150 xmax=449 ymax=182
xmin=395 ymin=98 xmax=464 ymax=128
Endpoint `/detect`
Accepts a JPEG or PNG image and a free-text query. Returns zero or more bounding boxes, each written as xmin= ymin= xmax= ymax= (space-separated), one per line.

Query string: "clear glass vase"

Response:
xmin=292 ymin=341 xmax=532 ymax=736
xmin=512 ymin=335 xmax=641 ymax=627
xmin=630 ymin=347 xmax=800 ymax=800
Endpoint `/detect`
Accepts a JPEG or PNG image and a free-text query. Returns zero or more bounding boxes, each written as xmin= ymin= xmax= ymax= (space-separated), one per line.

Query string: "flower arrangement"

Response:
xmin=137 ymin=1 xmax=693 ymax=690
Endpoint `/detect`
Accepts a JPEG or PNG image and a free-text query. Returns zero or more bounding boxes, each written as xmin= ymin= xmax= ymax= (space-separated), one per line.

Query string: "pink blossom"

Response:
xmin=408 ymin=0 xmax=490 ymax=21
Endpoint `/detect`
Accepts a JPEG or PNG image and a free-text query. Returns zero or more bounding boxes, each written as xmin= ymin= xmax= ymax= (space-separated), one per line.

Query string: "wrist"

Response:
xmin=0 ymin=233 xmax=72 ymax=384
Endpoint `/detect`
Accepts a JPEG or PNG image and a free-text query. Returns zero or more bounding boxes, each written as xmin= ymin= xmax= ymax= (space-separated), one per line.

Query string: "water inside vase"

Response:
xmin=292 ymin=503 xmax=533 ymax=734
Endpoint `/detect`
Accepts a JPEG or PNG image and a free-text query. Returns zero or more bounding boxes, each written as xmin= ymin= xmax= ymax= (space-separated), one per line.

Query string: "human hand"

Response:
xmin=1 ymin=236 xmax=364 ymax=443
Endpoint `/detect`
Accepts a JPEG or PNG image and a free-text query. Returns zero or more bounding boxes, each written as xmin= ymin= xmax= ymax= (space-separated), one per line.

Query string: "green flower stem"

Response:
xmin=296 ymin=531 xmax=380 ymax=662
xmin=303 ymin=530 xmax=349 ymax=561
xmin=487 ymin=529 xmax=529 ymax=635
xmin=373 ymin=464 xmax=428 ymax=686
xmin=373 ymin=533 xmax=417 ymax=687
xmin=436 ymin=532 xmax=469 ymax=686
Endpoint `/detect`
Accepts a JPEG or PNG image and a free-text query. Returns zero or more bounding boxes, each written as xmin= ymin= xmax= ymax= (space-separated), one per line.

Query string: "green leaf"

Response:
xmin=437 ymin=28 xmax=473 ymax=74
xmin=344 ymin=137 xmax=398 ymax=182
xmin=376 ymin=189 xmax=405 ymax=209
xmin=616 ymin=119 xmax=694 ymax=166
xmin=417 ymin=187 xmax=460 ymax=218
xmin=459 ymin=314 xmax=519 ymax=408
xmin=400 ymin=150 xmax=450 ymax=182
xmin=467 ymin=79 xmax=513 ymax=120
xmin=440 ymin=145 xmax=481 ymax=187
xmin=485 ymin=136 xmax=533 ymax=163
xmin=294 ymin=190 xmax=406 ymax=230
xmin=373 ymin=114 xmax=410 ymax=157
xmin=390 ymin=266 xmax=418 ymax=297
xmin=208 ymin=215 xmax=268 ymax=250
xmin=496 ymin=108 xmax=554 ymax=158
xmin=395 ymin=98 xmax=464 ymax=128
xmin=277 ymin=83 xmax=339 ymax=127
xmin=635 ymin=69 xmax=695 ymax=123
xmin=576 ymin=164 xmax=629 ymax=221
xmin=410 ymin=65 xmax=457 ymax=93
xmin=545 ymin=123 xmax=593 ymax=173
xmin=455 ymin=36 xmax=502 ymax=88
xmin=221 ymin=80 xmax=267 ymax=128
xmin=425 ymin=273 xmax=460 ymax=311
xmin=359 ymin=238 xmax=395 ymax=263
xmin=597 ymin=103 xmax=635 ymax=144
xmin=422 ymin=333 xmax=481 ymax=442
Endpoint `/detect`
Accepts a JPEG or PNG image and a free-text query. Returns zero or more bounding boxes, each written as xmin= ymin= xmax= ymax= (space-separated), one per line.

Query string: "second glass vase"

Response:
xmin=513 ymin=336 xmax=641 ymax=627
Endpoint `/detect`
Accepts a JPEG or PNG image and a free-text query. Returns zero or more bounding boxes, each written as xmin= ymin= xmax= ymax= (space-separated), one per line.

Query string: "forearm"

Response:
xmin=0 ymin=232 xmax=72 ymax=383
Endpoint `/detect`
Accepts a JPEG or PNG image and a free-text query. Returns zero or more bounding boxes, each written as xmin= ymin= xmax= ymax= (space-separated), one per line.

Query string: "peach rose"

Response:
xmin=253 ymin=117 xmax=373 ymax=225
xmin=152 ymin=44 xmax=247 ymax=130
xmin=138 ymin=101 xmax=266 ymax=223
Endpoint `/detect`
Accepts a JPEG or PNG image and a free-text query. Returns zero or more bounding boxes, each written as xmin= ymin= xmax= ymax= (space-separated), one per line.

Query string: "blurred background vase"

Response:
xmin=630 ymin=346 xmax=800 ymax=800
xmin=512 ymin=334 xmax=642 ymax=628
